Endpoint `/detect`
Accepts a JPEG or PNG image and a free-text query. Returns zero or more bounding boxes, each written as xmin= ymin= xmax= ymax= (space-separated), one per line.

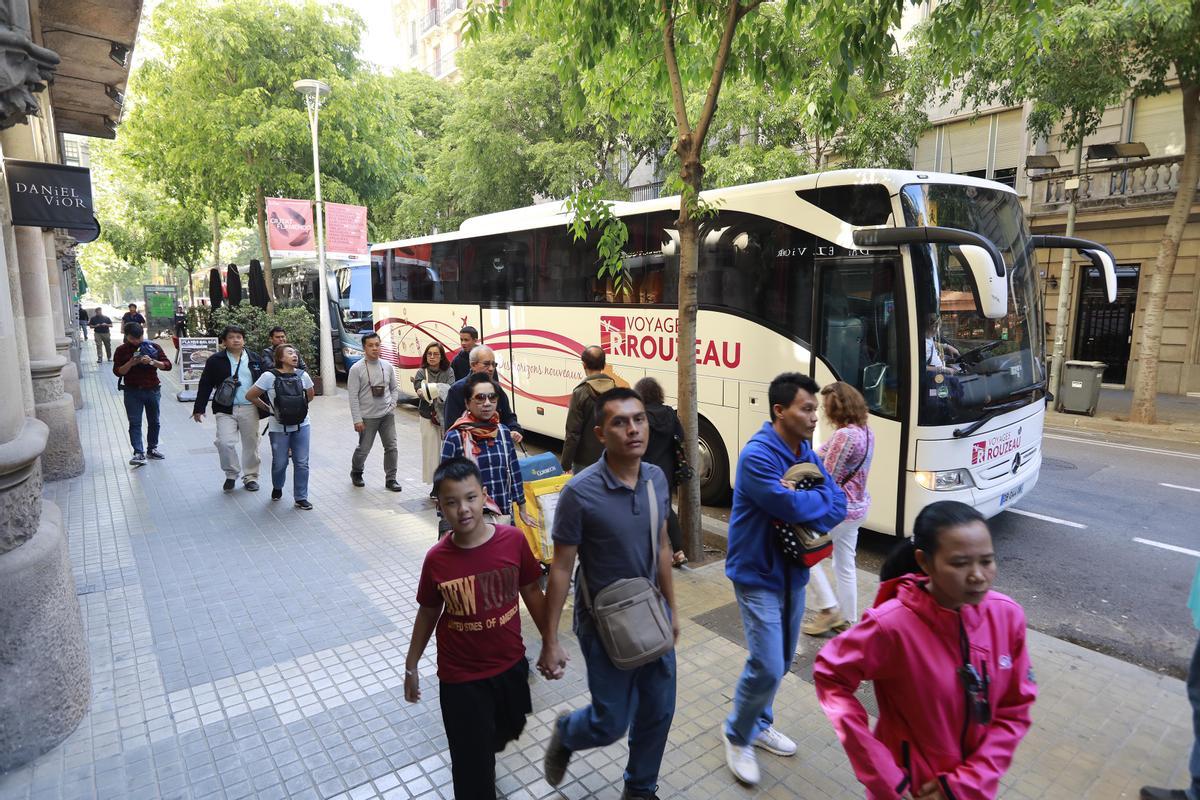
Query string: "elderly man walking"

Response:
xmin=442 ymin=345 xmax=522 ymax=443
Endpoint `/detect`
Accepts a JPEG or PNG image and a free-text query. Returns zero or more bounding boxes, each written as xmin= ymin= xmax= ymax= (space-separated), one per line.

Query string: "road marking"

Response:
xmin=1133 ymin=538 xmax=1200 ymax=558
xmin=1044 ymin=432 xmax=1200 ymax=461
xmin=1005 ymin=508 xmax=1088 ymax=529
xmin=1160 ymin=482 xmax=1200 ymax=494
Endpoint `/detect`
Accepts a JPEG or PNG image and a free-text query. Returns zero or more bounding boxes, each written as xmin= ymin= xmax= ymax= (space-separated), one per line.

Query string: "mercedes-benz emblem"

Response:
xmin=1011 ymin=452 xmax=1022 ymax=474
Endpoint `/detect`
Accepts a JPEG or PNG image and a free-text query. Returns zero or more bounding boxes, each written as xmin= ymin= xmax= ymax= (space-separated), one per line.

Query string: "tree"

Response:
xmin=376 ymin=30 xmax=672 ymax=241
xmin=120 ymin=0 xmax=414 ymax=292
xmin=77 ymin=240 xmax=144 ymax=306
xmin=479 ymin=0 xmax=1023 ymax=560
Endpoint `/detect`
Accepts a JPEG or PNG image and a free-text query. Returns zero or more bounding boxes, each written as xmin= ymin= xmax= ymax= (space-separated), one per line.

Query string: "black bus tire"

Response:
xmin=697 ymin=417 xmax=731 ymax=506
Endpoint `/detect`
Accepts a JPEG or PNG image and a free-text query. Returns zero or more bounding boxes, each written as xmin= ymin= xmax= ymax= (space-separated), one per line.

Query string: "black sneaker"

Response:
xmin=543 ymin=713 xmax=572 ymax=787
xmin=385 ymin=480 xmax=403 ymax=493
xmin=271 ymin=488 xmax=282 ymax=501
xmin=1139 ymin=789 xmax=1189 ymax=800
xmin=223 ymin=478 xmax=236 ymax=492
xmin=350 ymin=472 xmax=365 ymax=487
xmin=295 ymin=499 xmax=313 ymax=511
xmin=244 ymin=480 xmax=260 ymax=492
xmin=129 ymin=452 xmax=146 ymax=466
xmin=621 ymin=789 xmax=661 ymax=800
xmin=146 ymin=449 xmax=165 ymax=460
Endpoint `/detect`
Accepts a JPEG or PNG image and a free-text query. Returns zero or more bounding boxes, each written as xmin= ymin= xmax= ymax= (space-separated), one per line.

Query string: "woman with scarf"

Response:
xmin=440 ymin=371 xmax=536 ymax=530
xmin=413 ymin=341 xmax=455 ymax=491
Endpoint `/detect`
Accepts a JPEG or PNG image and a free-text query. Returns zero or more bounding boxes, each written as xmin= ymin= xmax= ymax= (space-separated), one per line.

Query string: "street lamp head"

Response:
xmin=293 ymin=79 xmax=331 ymax=100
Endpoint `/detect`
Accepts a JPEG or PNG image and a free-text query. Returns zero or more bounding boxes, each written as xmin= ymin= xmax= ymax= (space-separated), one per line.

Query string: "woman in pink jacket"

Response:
xmin=813 ymin=501 xmax=1037 ymax=800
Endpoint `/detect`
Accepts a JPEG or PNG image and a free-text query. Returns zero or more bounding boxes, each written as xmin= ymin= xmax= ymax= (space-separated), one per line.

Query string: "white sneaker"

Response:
xmin=753 ymin=725 xmax=797 ymax=756
xmin=722 ymin=731 xmax=760 ymax=785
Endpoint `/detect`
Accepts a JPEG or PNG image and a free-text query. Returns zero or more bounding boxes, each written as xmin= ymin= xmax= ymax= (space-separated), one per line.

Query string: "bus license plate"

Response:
xmin=1000 ymin=484 xmax=1024 ymax=506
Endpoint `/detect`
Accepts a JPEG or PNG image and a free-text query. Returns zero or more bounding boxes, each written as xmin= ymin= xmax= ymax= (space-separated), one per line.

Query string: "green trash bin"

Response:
xmin=1057 ymin=360 xmax=1106 ymax=415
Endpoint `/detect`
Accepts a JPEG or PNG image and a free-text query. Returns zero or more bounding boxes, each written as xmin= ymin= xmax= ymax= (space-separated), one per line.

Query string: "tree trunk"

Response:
xmin=186 ymin=268 xmax=195 ymax=306
xmin=676 ymin=145 xmax=704 ymax=564
xmin=255 ymin=186 xmax=275 ymax=313
xmin=210 ymin=206 xmax=221 ymax=272
xmin=1129 ymin=79 xmax=1200 ymax=423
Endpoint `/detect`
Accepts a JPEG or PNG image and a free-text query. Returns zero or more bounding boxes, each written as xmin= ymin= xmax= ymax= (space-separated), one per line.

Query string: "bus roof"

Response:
xmin=370 ymin=169 xmax=1017 ymax=252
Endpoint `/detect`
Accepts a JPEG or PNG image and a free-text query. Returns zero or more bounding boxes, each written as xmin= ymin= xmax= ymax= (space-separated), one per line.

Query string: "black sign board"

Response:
xmin=4 ymin=159 xmax=95 ymax=232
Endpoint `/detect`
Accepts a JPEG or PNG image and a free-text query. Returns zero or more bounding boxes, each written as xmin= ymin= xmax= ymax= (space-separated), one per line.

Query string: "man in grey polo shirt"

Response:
xmin=538 ymin=387 xmax=678 ymax=800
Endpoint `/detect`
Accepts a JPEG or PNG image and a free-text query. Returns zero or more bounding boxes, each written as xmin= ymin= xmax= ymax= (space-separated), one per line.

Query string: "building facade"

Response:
xmin=0 ymin=0 xmax=142 ymax=771
xmin=914 ymin=88 xmax=1199 ymax=396
xmin=392 ymin=0 xmax=469 ymax=81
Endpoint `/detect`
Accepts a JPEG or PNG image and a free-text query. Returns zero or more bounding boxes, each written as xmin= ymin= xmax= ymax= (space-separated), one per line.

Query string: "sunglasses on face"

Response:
xmin=471 ymin=393 xmax=498 ymax=402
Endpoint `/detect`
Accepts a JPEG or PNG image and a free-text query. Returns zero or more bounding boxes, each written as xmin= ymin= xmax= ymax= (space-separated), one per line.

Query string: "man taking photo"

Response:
xmin=112 ymin=323 xmax=171 ymax=465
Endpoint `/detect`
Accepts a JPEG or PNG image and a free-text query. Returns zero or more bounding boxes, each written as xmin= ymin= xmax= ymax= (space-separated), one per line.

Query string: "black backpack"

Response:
xmin=271 ymin=370 xmax=309 ymax=427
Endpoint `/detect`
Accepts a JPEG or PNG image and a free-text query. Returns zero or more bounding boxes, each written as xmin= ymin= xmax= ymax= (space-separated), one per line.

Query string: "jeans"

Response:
xmin=123 ymin=387 xmax=160 ymax=454
xmin=1189 ymin=634 xmax=1200 ymax=800
xmin=351 ymin=414 xmax=398 ymax=481
xmin=807 ymin=518 xmax=862 ymax=622
xmin=558 ymin=630 xmax=677 ymax=794
xmin=269 ymin=426 xmax=310 ymax=501
xmin=725 ymin=574 xmax=807 ymax=746
xmin=215 ymin=405 xmax=262 ymax=482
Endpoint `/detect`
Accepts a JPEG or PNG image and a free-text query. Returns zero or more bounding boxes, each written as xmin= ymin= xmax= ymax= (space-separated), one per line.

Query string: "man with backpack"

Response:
xmin=246 ymin=344 xmax=316 ymax=510
xmin=561 ymin=346 xmax=615 ymax=473
xmin=192 ymin=325 xmax=267 ymax=492
xmin=112 ymin=323 xmax=172 ymax=466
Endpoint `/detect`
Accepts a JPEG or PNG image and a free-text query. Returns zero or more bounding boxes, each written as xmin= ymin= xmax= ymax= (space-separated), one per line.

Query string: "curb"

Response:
xmin=1045 ymin=410 xmax=1200 ymax=445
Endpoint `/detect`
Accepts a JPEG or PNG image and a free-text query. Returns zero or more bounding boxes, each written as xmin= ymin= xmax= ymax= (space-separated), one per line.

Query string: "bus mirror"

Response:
xmin=1082 ymin=249 xmax=1117 ymax=302
xmin=1030 ymin=235 xmax=1117 ymax=302
xmin=950 ymin=244 xmax=1009 ymax=319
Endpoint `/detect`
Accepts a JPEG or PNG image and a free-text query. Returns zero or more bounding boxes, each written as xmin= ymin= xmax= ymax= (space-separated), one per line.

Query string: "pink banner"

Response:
xmin=324 ymin=202 xmax=369 ymax=260
xmin=265 ymin=197 xmax=315 ymax=257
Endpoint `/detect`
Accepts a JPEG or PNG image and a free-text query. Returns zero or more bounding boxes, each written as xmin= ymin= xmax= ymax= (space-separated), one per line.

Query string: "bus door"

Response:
xmin=812 ymin=252 xmax=906 ymax=533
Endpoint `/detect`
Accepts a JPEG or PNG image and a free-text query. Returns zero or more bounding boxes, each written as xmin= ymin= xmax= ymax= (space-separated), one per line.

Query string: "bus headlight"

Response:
xmin=915 ymin=469 xmax=975 ymax=491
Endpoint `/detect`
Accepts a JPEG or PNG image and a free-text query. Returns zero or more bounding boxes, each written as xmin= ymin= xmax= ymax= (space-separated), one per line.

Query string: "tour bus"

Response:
xmin=369 ymin=170 xmax=1115 ymax=536
xmin=270 ymin=260 xmax=373 ymax=375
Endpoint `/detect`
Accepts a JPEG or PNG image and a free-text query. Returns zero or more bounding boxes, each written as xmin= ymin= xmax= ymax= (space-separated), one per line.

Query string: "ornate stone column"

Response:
xmin=0 ymin=206 xmax=89 ymax=772
xmin=57 ymin=235 xmax=82 ymax=379
xmin=44 ymin=231 xmax=80 ymax=409
xmin=12 ymin=224 xmax=82 ymax=478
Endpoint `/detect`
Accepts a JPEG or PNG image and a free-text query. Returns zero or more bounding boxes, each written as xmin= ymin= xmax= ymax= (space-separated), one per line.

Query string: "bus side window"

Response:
xmin=817 ymin=256 xmax=901 ymax=418
xmin=371 ymin=252 xmax=389 ymax=302
xmin=432 ymin=241 xmax=462 ymax=302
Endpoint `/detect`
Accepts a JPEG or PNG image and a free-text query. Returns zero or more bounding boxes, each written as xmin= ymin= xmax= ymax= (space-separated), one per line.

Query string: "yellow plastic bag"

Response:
xmin=516 ymin=474 xmax=572 ymax=564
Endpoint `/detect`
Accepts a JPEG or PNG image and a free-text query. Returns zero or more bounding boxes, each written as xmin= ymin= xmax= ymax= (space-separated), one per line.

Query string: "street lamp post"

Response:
xmin=294 ymin=78 xmax=336 ymax=397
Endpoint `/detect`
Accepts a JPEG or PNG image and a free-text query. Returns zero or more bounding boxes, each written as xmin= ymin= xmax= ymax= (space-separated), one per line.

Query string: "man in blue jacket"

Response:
xmin=722 ymin=372 xmax=846 ymax=786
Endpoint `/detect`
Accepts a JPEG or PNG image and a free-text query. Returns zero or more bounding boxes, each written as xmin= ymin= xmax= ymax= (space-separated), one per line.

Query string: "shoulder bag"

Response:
xmin=771 ymin=462 xmax=836 ymax=568
xmin=212 ymin=354 xmax=243 ymax=408
xmin=578 ymin=479 xmax=674 ymax=670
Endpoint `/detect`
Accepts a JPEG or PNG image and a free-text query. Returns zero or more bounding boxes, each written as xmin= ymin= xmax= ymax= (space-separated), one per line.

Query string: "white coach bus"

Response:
xmin=370 ymin=170 xmax=1115 ymax=536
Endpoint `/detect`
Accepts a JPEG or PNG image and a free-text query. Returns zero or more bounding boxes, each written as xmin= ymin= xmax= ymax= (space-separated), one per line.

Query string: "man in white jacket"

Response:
xmin=347 ymin=332 xmax=401 ymax=492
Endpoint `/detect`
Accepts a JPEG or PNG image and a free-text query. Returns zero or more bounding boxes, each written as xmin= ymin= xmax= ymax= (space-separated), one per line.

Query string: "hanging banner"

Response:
xmin=4 ymin=159 xmax=99 ymax=240
xmin=324 ymin=202 xmax=369 ymax=260
xmin=265 ymin=197 xmax=316 ymax=257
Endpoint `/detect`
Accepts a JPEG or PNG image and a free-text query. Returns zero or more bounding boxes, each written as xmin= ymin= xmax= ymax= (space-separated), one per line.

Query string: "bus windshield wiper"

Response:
xmin=952 ymin=398 xmax=1029 ymax=438
xmin=1004 ymin=380 xmax=1046 ymax=400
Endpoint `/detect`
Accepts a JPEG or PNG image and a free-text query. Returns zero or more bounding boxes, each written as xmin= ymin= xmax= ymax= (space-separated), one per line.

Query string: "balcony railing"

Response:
xmin=1029 ymin=154 xmax=1197 ymax=214
xmin=629 ymin=181 xmax=664 ymax=202
xmin=422 ymin=8 xmax=440 ymax=32
xmin=440 ymin=0 xmax=467 ymax=17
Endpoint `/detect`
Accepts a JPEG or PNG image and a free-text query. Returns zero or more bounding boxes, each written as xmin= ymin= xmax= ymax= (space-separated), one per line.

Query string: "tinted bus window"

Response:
xmin=532 ymin=226 xmax=592 ymax=303
xmin=371 ymin=252 xmax=388 ymax=302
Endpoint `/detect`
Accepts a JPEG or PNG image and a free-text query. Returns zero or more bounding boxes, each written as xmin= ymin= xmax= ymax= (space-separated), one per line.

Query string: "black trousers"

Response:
xmin=439 ymin=657 xmax=532 ymax=800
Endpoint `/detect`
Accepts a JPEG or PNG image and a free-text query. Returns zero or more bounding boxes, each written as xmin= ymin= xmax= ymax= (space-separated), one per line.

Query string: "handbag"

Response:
xmin=577 ymin=480 xmax=674 ymax=670
xmin=771 ymin=462 xmax=834 ymax=568
xmin=672 ymin=433 xmax=694 ymax=483
xmin=212 ymin=354 xmax=243 ymax=407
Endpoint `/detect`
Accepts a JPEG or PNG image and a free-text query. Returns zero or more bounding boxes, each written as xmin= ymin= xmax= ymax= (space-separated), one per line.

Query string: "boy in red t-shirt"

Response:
xmin=405 ymin=457 xmax=551 ymax=799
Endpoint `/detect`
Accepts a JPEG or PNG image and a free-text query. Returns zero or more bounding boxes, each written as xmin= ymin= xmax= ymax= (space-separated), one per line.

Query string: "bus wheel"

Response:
xmin=697 ymin=417 xmax=731 ymax=506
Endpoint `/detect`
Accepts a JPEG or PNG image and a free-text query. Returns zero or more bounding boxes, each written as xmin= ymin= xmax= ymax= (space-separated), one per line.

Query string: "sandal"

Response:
xmin=672 ymin=551 xmax=689 ymax=568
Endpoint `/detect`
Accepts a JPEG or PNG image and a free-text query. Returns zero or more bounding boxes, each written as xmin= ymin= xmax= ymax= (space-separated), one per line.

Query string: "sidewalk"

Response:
xmin=1046 ymin=387 xmax=1200 ymax=444
xmin=0 ymin=352 xmax=1192 ymax=800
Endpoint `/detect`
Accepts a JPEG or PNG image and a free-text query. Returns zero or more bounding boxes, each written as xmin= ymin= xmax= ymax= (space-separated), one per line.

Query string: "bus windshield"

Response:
xmin=902 ymin=183 xmax=1045 ymax=427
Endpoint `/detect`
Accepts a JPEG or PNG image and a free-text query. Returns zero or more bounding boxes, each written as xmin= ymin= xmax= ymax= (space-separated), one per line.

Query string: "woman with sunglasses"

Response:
xmin=813 ymin=501 xmax=1037 ymax=800
xmin=440 ymin=371 xmax=536 ymax=531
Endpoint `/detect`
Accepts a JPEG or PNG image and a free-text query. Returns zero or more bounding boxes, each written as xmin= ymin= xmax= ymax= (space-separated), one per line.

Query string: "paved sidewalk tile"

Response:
xmin=0 ymin=351 xmax=1192 ymax=799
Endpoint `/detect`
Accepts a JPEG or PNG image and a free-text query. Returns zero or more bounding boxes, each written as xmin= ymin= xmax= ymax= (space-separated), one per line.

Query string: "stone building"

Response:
xmin=0 ymin=0 xmax=142 ymax=771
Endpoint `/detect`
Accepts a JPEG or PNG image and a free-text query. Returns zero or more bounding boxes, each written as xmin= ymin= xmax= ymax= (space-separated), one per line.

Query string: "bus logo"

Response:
xmin=972 ymin=440 xmax=987 ymax=465
xmin=600 ymin=315 xmax=626 ymax=353
xmin=972 ymin=430 xmax=1023 ymax=465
